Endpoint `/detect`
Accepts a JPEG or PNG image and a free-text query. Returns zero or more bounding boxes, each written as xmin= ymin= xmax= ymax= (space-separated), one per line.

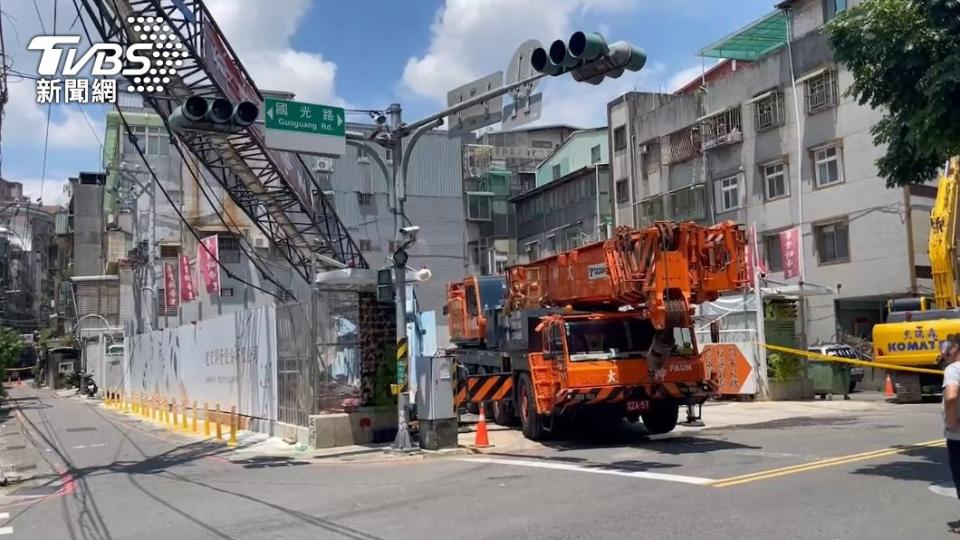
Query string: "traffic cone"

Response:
xmin=472 ymin=405 xmax=492 ymax=449
xmin=884 ymin=373 xmax=895 ymax=397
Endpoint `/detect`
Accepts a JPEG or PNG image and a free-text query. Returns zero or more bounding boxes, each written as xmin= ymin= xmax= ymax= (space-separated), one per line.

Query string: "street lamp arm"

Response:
xmin=401 ymin=72 xmax=546 ymax=134
xmin=345 ymin=139 xmax=393 ymax=193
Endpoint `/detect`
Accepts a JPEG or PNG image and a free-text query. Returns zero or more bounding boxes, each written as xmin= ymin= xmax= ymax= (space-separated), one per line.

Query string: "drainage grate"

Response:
xmin=65 ymin=427 xmax=98 ymax=433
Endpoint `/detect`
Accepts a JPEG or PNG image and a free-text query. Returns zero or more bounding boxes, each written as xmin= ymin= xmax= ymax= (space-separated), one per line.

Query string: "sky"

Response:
xmin=1 ymin=0 xmax=777 ymax=206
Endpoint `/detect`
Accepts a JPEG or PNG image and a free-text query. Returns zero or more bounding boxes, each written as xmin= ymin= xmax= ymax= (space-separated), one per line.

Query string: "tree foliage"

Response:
xmin=0 ymin=326 xmax=23 ymax=384
xmin=826 ymin=0 xmax=960 ymax=187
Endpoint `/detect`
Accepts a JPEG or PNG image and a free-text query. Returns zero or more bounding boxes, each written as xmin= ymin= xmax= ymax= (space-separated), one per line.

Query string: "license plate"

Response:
xmin=626 ymin=400 xmax=649 ymax=413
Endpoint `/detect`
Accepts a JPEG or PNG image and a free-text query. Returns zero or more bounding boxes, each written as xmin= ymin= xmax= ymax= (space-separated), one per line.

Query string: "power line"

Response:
xmin=113 ymin=105 xmax=287 ymax=300
xmin=38 ymin=0 xmax=58 ymax=205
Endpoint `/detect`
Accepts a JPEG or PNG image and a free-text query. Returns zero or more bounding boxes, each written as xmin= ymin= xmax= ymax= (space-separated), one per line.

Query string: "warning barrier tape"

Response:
xmin=761 ymin=343 xmax=944 ymax=375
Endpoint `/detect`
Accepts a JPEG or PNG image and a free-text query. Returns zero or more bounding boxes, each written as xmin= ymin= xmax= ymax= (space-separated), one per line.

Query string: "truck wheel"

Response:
xmin=492 ymin=400 xmax=516 ymax=426
xmin=641 ymin=400 xmax=679 ymax=435
xmin=518 ymin=373 xmax=546 ymax=441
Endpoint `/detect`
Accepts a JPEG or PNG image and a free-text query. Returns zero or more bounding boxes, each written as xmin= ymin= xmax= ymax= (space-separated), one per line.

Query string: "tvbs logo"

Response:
xmin=27 ymin=15 xmax=187 ymax=104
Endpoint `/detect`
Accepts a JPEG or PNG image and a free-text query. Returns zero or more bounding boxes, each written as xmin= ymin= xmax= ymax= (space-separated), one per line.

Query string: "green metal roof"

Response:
xmin=699 ymin=11 xmax=788 ymax=61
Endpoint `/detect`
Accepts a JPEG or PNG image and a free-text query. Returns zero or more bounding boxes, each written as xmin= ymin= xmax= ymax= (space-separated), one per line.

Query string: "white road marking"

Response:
xmin=0 ymin=527 xmax=12 ymax=535
xmin=71 ymin=445 xmax=86 ymax=449
xmin=457 ymin=457 xmax=714 ymax=485
xmin=89 ymin=443 xmax=107 ymax=448
xmin=0 ymin=513 xmax=8 ymax=520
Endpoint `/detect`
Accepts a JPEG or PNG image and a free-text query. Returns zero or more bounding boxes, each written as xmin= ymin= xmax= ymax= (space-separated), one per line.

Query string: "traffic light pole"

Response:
xmin=384 ymin=43 xmax=639 ymax=450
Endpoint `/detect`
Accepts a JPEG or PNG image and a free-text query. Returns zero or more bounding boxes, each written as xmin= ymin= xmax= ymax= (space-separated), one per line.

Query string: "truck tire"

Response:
xmin=492 ymin=400 xmax=516 ymax=426
xmin=641 ymin=400 xmax=679 ymax=435
xmin=518 ymin=373 xmax=546 ymax=440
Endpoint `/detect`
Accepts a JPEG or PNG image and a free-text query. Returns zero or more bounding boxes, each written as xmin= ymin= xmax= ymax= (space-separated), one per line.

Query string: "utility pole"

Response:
xmin=148 ymin=172 xmax=158 ymax=330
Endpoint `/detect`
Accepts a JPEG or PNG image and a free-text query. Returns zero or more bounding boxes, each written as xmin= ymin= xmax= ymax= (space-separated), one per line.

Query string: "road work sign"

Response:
xmin=264 ymin=97 xmax=345 ymax=157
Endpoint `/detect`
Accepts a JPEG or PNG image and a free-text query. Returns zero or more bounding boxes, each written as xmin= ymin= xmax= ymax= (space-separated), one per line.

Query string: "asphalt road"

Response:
xmin=1 ymin=385 xmax=958 ymax=540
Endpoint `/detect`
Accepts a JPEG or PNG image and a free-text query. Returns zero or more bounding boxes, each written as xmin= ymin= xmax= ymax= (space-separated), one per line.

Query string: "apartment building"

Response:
xmin=462 ymin=125 xmax=579 ymax=275
xmin=607 ymin=0 xmax=935 ymax=343
xmin=513 ymin=128 xmax=611 ymax=262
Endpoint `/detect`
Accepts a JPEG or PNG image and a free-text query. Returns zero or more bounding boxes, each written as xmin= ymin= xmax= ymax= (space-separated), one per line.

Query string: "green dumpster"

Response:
xmin=809 ymin=362 xmax=851 ymax=398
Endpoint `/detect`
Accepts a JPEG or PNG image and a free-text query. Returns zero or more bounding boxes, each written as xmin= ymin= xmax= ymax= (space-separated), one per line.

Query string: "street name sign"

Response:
xmin=264 ymin=97 xmax=346 ymax=157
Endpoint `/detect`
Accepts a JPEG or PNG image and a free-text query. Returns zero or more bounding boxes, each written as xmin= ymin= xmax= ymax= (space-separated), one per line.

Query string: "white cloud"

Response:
xmin=17 ymin=178 xmax=72 ymax=206
xmin=206 ymin=0 xmax=340 ymax=104
xmin=402 ymin=0 xmax=639 ymax=102
xmin=666 ymin=65 xmax=705 ymax=93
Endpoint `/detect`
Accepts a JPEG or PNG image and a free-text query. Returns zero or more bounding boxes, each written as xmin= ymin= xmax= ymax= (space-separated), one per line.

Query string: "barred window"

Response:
xmin=805 ymin=70 xmax=839 ymax=113
xmin=754 ymin=91 xmax=784 ymax=131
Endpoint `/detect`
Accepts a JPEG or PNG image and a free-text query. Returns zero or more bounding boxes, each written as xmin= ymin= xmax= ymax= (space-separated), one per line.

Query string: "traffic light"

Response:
xmin=169 ymin=95 xmax=259 ymax=134
xmin=530 ymin=31 xmax=647 ymax=85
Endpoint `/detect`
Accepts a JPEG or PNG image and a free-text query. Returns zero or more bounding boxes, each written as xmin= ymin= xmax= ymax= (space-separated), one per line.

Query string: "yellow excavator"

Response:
xmin=872 ymin=158 xmax=960 ymax=402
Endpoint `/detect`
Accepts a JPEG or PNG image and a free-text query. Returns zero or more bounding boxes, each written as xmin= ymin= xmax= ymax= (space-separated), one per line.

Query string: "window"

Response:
xmin=547 ymin=235 xmax=557 ymax=254
xmin=531 ymin=140 xmax=554 ymax=149
xmin=218 ymin=235 xmax=241 ymax=263
xmin=159 ymin=245 xmax=180 ymax=258
xmin=671 ymin=184 xmax=707 ymax=222
xmin=615 ymin=178 xmax=629 ymax=204
xmin=813 ymin=144 xmax=843 ymax=187
xmin=613 ymin=126 xmax=627 ymax=152
xmin=565 ymin=226 xmax=583 ymax=249
xmin=123 ymin=125 xmax=169 ymax=156
xmin=764 ymin=234 xmax=783 ymax=272
xmin=552 ymin=164 xmax=562 ymax=180
xmin=701 ymin=107 xmax=743 ymax=149
xmin=805 ymin=70 xmax=839 ymax=113
xmin=220 ymin=288 xmax=234 ymax=297
xmin=358 ymin=239 xmax=372 ymax=251
xmin=590 ymin=145 xmax=601 ymax=164
xmin=763 ymin=161 xmax=788 ymax=200
xmin=466 ymin=193 xmax=492 ymax=221
xmin=357 ymin=192 xmax=373 ymax=205
xmin=816 ymin=221 xmax=850 ymax=264
xmin=824 ymin=0 xmax=847 ymax=21
xmin=525 ymin=241 xmax=540 ymax=261
xmin=715 ymin=175 xmax=741 ymax=213
xmin=638 ymin=196 xmax=665 ymax=226
xmin=753 ymin=91 xmax=784 ymax=131
xmin=356 ymin=145 xmax=369 ymax=160
xmin=642 ymin=142 xmax=660 ymax=176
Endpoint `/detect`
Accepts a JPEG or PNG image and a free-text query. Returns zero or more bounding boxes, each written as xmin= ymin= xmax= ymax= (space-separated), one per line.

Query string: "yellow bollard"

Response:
xmin=181 ymin=402 xmax=188 ymax=431
xmin=164 ymin=400 xmax=171 ymax=425
xmin=192 ymin=401 xmax=198 ymax=433
xmin=124 ymin=394 xmax=130 ymax=413
xmin=204 ymin=402 xmax=210 ymax=437
xmin=215 ymin=403 xmax=223 ymax=441
xmin=172 ymin=402 xmax=179 ymax=428
xmin=227 ymin=405 xmax=238 ymax=447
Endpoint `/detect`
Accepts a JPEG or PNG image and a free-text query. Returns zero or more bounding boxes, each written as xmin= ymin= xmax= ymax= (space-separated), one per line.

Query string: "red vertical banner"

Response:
xmin=179 ymin=255 xmax=195 ymax=302
xmin=198 ymin=235 xmax=221 ymax=295
xmin=780 ymin=227 xmax=801 ymax=280
xmin=163 ymin=262 xmax=178 ymax=309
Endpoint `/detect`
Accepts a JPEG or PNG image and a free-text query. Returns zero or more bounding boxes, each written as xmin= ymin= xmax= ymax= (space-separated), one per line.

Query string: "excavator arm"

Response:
xmin=930 ymin=158 xmax=960 ymax=309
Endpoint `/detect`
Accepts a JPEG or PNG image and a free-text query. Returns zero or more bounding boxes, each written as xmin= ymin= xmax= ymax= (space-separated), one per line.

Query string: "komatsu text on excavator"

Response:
xmin=445 ymin=221 xmax=748 ymax=440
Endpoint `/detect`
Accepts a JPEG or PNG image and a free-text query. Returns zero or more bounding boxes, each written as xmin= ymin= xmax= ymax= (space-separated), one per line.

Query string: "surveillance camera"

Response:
xmin=399 ymin=225 xmax=420 ymax=236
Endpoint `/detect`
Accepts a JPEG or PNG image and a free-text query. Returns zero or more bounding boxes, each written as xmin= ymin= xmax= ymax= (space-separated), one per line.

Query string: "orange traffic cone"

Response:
xmin=472 ymin=405 xmax=492 ymax=449
xmin=884 ymin=373 xmax=895 ymax=397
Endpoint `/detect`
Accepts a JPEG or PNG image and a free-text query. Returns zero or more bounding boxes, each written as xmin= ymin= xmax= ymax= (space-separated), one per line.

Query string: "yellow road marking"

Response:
xmin=710 ymin=439 xmax=946 ymax=488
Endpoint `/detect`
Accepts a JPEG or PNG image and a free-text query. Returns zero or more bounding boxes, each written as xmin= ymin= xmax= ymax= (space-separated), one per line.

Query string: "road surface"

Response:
xmin=0 ymin=385 xmax=957 ymax=539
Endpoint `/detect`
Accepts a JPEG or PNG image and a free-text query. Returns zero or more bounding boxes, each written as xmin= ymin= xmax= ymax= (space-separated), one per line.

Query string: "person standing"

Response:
xmin=941 ymin=334 xmax=960 ymax=533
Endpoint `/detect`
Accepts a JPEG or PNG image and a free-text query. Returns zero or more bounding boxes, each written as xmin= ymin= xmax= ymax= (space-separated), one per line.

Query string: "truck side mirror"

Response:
xmin=710 ymin=321 xmax=720 ymax=343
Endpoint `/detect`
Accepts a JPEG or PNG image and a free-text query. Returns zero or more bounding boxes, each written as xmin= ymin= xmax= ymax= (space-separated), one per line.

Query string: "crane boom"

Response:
xmin=505 ymin=221 xmax=747 ymax=329
xmin=74 ymin=0 xmax=367 ymax=281
xmin=929 ymin=158 xmax=960 ymax=309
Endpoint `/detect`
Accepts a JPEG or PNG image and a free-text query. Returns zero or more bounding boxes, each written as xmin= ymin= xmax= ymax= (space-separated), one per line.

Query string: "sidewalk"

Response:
xmin=0 ymin=386 xmax=63 ymax=504
xmin=95 ymin=390 xmax=923 ymax=463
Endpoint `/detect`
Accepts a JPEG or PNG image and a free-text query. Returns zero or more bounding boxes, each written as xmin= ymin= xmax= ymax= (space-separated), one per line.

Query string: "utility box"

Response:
xmin=415 ymin=355 xmax=457 ymax=450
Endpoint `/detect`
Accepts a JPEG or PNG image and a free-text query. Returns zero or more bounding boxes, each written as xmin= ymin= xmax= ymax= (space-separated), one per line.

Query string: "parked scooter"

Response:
xmin=79 ymin=373 xmax=98 ymax=397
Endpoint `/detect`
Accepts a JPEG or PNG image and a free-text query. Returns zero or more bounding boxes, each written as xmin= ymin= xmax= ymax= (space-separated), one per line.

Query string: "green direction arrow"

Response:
xmin=264 ymin=97 xmax=345 ymax=138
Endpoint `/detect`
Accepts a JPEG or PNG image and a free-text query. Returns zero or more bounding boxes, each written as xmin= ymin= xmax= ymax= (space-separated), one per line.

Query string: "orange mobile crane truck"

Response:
xmin=445 ymin=221 xmax=748 ymax=440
